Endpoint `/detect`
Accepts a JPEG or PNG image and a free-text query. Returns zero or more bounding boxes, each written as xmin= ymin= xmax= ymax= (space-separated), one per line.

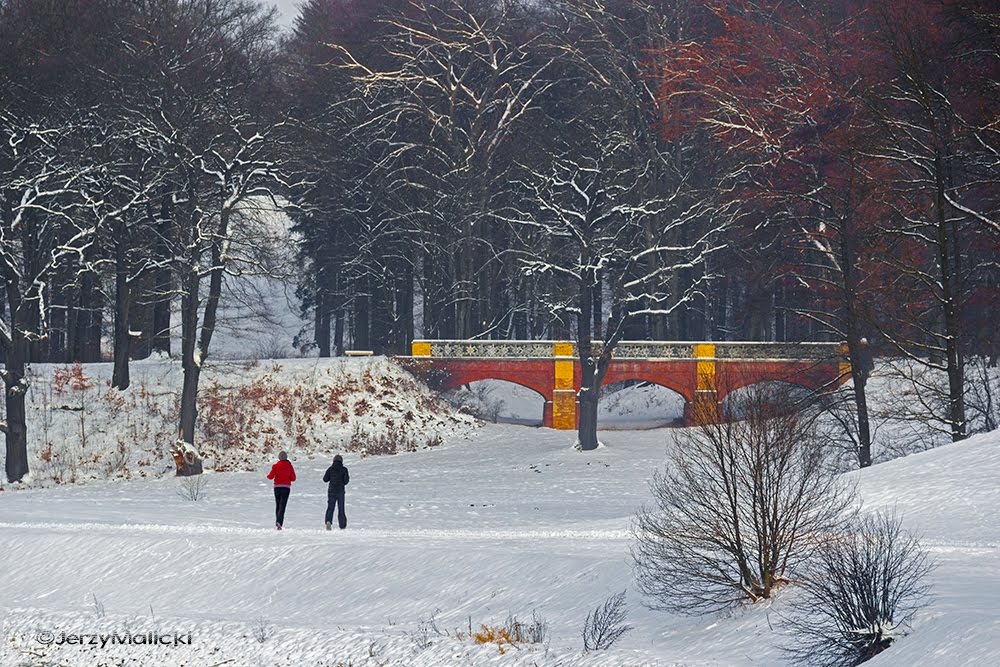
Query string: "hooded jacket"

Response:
xmin=323 ymin=459 xmax=350 ymax=495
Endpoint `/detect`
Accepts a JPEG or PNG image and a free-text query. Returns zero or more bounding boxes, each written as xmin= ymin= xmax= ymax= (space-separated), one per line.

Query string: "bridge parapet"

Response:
xmin=411 ymin=339 xmax=845 ymax=361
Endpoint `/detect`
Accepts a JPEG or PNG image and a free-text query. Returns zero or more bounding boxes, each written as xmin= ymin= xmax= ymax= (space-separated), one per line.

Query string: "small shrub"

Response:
xmin=53 ymin=362 xmax=93 ymax=395
xmin=783 ymin=512 xmax=934 ymax=667
xmin=252 ymin=615 xmax=271 ymax=644
xmin=102 ymin=387 xmax=128 ymax=417
xmin=411 ymin=611 xmax=444 ymax=650
xmin=474 ymin=624 xmax=513 ymax=651
xmin=471 ymin=613 xmax=547 ymax=654
xmin=177 ymin=475 xmax=209 ymax=501
xmin=443 ymin=383 xmax=507 ymax=422
xmin=346 ymin=423 xmax=436 ymax=457
xmin=105 ymin=440 xmax=131 ymax=477
xmin=583 ymin=590 xmax=632 ymax=651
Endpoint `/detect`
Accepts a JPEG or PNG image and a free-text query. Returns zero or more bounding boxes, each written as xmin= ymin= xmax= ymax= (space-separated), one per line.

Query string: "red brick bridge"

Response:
xmin=405 ymin=340 xmax=850 ymax=429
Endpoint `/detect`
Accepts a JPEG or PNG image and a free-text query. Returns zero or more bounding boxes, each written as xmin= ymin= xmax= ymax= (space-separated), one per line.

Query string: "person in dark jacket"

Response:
xmin=323 ymin=454 xmax=350 ymax=530
xmin=266 ymin=451 xmax=296 ymax=530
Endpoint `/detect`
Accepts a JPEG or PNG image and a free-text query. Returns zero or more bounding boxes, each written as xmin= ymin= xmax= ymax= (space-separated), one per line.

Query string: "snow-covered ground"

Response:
xmin=2 ymin=411 xmax=999 ymax=665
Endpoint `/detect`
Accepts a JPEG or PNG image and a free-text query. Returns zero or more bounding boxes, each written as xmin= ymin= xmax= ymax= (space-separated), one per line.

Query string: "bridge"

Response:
xmin=404 ymin=340 xmax=850 ymax=429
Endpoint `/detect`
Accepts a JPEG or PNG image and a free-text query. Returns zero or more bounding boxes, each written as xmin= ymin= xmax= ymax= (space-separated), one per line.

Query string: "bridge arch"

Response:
xmin=718 ymin=380 xmax=819 ymax=417
xmin=714 ymin=362 xmax=842 ymax=404
xmin=432 ymin=363 xmax=553 ymax=401
xmin=600 ymin=373 xmax=694 ymax=403
xmin=443 ymin=379 xmax=546 ymax=425
xmin=599 ymin=378 xmax=687 ymax=427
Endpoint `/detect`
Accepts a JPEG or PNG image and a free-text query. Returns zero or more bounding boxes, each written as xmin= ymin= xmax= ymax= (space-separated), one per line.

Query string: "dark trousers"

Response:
xmin=325 ymin=491 xmax=347 ymax=529
xmin=274 ymin=487 xmax=290 ymax=526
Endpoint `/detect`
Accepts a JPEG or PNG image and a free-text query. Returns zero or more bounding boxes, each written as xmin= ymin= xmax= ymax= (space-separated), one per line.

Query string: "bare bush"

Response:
xmin=251 ymin=615 xmax=271 ymax=644
xmin=514 ymin=611 xmax=548 ymax=645
xmin=347 ymin=423 xmax=442 ymax=457
xmin=632 ymin=382 xmax=856 ymax=614
xmin=783 ymin=512 xmax=934 ymax=667
xmin=814 ymin=386 xmax=888 ymax=473
xmin=444 ymin=383 xmax=506 ymax=423
xmin=410 ymin=610 xmax=445 ymax=650
xmin=872 ymin=358 xmax=978 ymax=458
xmin=966 ymin=356 xmax=1000 ymax=434
xmin=583 ymin=590 xmax=632 ymax=651
xmin=468 ymin=611 xmax=548 ymax=652
xmin=176 ymin=474 xmax=209 ymax=501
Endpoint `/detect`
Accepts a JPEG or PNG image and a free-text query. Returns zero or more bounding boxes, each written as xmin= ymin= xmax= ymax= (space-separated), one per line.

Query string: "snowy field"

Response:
xmin=2 ymin=417 xmax=1000 ymax=666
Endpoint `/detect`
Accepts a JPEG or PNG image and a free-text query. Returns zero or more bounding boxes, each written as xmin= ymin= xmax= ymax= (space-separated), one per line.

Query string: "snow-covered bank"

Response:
xmin=4 ymin=357 xmax=476 ymax=490
xmin=2 ymin=424 xmax=999 ymax=665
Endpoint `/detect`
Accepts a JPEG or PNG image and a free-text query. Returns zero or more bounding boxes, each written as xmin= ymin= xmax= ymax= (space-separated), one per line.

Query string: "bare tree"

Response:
xmin=334 ymin=0 xmax=557 ymax=341
xmin=0 ymin=112 xmax=103 ymax=482
xmin=783 ymin=512 xmax=934 ymax=667
xmin=112 ymin=0 xmax=292 ymax=475
xmin=861 ymin=1 xmax=1000 ymax=445
xmin=510 ymin=145 xmax=722 ymax=450
xmin=505 ymin=0 xmax=730 ymax=451
xmin=582 ymin=589 xmax=632 ymax=651
xmin=631 ymin=382 xmax=856 ymax=614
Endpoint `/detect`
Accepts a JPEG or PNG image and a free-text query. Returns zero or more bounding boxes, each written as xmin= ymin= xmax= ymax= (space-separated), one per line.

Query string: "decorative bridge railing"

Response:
xmin=403 ymin=340 xmax=850 ymax=430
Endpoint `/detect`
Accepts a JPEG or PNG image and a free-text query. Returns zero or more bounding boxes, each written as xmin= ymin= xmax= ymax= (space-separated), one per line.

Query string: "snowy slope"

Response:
xmin=851 ymin=434 xmax=1000 ymax=666
xmin=5 ymin=356 xmax=476 ymax=490
xmin=2 ymin=420 xmax=999 ymax=665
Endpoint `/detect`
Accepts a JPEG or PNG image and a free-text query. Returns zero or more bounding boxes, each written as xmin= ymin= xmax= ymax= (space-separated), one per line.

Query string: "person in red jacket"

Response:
xmin=266 ymin=451 xmax=296 ymax=530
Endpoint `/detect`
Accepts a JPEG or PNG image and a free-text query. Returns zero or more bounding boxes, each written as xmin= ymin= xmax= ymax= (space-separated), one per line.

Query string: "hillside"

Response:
xmin=1 ymin=357 xmax=477 ymax=490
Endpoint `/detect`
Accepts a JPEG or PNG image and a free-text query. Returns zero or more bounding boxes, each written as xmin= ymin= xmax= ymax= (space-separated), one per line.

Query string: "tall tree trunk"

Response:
xmin=48 ymin=283 xmax=66 ymax=362
xmin=577 ymin=260 xmax=599 ymax=451
xmin=130 ymin=271 xmax=154 ymax=360
xmin=178 ymin=360 xmax=200 ymax=452
xmin=577 ymin=385 xmax=599 ymax=450
xmin=2 ymin=331 xmax=29 ymax=483
xmin=176 ymin=266 xmax=203 ymax=476
xmin=397 ymin=263 xmax=414 ymax=354
xmin=112 ymin=240 xmax=132 ymax=389
xmin=422 ymin=250 xmax=437 ymax=338
xmin=935 ymin=155 xmax=966 ymax=441
xmin=152 ymin=195 xmax=172 ymax=356
xmin=315 ymin=287 xmax=331 ymax=357
xmin=456 ymin=219 xmax=474 ymax=339
xmin=850 ymin=358 xmax=872 ymax=466
xmin=65 ymin=287 xmax=79 ymax=362
xmin=175 ymin=216 xmax=231 ymax=478
xmin=839 ymin=206 xmax=873 ymax=467
xmin=354 ymin=274 xmax=370 ymax=350
xmin=81 ymin=269 xmax=102 ymax=362
xmin=371 ymin=279 xmax=390 ymax=354
xmin=644 ymin=239 xmax=665 ymax=340
xmin=176 ymin=199 xmax=228 ymax=475
xmin=334 ymin=308 xmax=345 ymax=356
xmin=592 ymin=270 xmax=603 ymax=340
